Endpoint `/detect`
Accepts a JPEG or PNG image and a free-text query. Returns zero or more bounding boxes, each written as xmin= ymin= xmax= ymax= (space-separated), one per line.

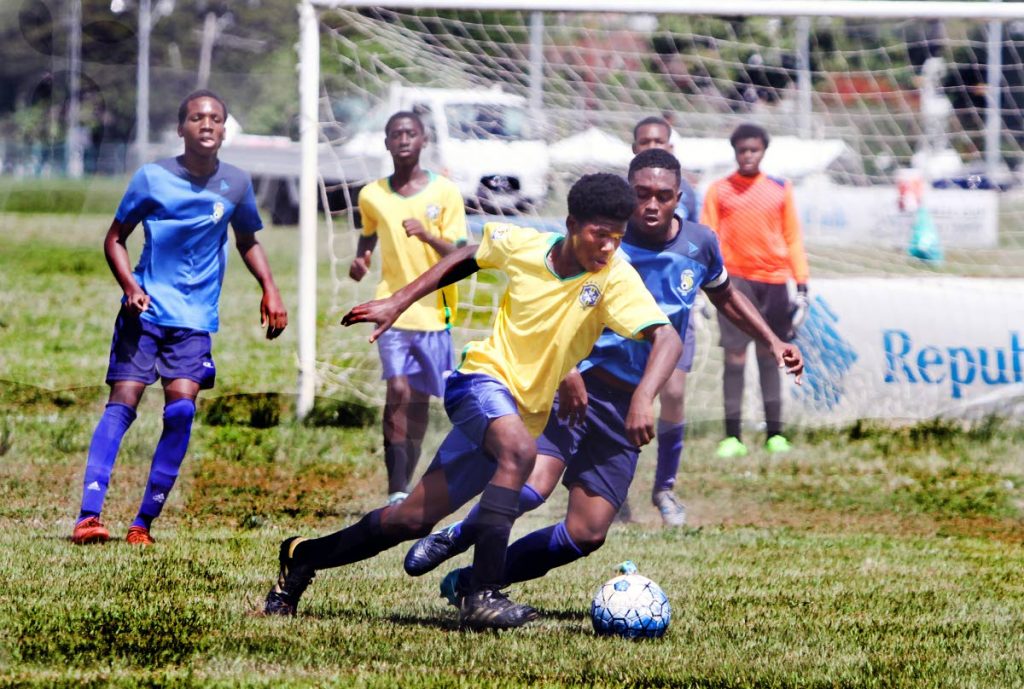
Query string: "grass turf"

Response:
xmin=1 ymin=212 xmax=1022 ymax=688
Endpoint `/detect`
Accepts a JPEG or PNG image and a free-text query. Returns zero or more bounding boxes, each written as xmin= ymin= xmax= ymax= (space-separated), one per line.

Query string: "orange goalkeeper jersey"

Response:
xmin=700 ymin=172 xmax=810 ymax=285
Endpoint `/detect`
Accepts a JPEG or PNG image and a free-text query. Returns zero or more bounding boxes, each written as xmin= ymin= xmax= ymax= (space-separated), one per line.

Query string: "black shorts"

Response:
xmin=717 ymin=277 xmax=793 ymax=350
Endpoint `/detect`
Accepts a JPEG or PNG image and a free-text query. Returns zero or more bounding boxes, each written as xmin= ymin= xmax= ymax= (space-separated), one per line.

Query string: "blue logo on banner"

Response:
xmin=883 ymin=330 xmax=1022 ymax=399
xmin=792 ymin=295 xmax=858 ymax=410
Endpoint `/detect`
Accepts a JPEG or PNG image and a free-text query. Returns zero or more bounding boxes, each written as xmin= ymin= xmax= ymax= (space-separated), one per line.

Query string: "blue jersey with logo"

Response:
xmin=579 ymin=215 xmax=727 ymax=386
xmin=115 ymin=157 xmax=263 ymax=332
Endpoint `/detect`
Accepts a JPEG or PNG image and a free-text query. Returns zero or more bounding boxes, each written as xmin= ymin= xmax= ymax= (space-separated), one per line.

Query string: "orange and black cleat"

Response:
xmin=71 ymin=516 xmax=110 ymax=545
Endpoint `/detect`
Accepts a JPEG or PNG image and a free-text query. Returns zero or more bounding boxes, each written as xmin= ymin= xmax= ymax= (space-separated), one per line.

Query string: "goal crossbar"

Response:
xmin=309 ymin=0 xmax=1024 ymax=21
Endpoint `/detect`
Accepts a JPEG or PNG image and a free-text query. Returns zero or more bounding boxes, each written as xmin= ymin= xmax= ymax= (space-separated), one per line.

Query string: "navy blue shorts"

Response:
xmin=536 ymin=369 xmax=637 ymax=510
xmin=105 ymin=310 xmax=216 ymax=389
xmin=676 ymin=317 xmax=697 ymax=373
xmin=424 ymin=371 xmax=522 ymax=510
xmin=377 ymin=328 xmax=453 ymax=397
xmin=717 ymin=277 xmax=793 ymax=350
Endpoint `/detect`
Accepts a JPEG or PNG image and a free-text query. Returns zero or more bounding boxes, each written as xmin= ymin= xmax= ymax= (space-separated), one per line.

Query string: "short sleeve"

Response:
xmin=600 ymin=261 xmax=670 ymax=340
xmin=439 ymin=183 xmax=468 ymax=245
xmin=230 ymin=180 xmax=264 ymax=233
xmin=474 ymin=222 xmax=528 ymax=271
xmin=358 ymin=186 xmax=377 ymax=237
xmin=701 ymin=230 xmax=727 ymax=289
xmin=115 ymin=167 xmax=157 ymax=227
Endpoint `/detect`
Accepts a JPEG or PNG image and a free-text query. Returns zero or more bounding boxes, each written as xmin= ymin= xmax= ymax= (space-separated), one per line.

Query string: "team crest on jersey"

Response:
xmin=212 ymin=201 xmax=225 ymax=222
xmin=425 ymin=204 xmax=441 ymax=220
xmin=680 ymin=269 xmax=696 ymax=294
xmin=579 ymin=282 xmax=602 ymax=308
xmin=488 ymin=223 xmax=515 ymax=241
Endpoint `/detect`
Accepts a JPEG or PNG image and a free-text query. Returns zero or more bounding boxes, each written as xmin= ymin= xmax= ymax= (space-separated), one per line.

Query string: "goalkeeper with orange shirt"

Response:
xmin=700 ymin=123 xmax=811 ymax=457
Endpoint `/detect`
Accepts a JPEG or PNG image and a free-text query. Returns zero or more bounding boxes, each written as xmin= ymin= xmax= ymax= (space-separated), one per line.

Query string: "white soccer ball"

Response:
xmin=590 ymin=573 xmax=671 ymax=639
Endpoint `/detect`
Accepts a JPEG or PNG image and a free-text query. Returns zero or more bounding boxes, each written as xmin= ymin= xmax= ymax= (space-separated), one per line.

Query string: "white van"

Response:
xmin=338 ymin=83 xmax=550 ymax=213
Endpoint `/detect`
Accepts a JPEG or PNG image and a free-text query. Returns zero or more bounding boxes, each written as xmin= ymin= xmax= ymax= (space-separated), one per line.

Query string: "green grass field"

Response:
xmin=1 ymin=211 xmax=1023 ymax=688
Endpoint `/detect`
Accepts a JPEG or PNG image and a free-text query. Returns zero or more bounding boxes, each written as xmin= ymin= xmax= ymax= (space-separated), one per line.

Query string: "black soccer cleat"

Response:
xmin=264 ymin=536 xmax=316 ymax=616
xmin=404 ymin=522 xmax=468 ymax=576
xmin=459 ymin=588 xmax=539 ymax=631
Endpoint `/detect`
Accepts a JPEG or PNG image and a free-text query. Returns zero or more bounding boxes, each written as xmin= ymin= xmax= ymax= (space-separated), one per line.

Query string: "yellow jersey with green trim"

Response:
xmin=358 ymin=173 xmax=467 ymax=331
xmin=462 ymin=223 xmax=670 ymax=436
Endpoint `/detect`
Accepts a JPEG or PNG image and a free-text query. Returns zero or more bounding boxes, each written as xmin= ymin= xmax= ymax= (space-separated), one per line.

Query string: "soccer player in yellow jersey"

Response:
xmin=349 ymin=111 xmax=467 ymax=505
xmin=264 ymin=173 xmax=682 ymax=630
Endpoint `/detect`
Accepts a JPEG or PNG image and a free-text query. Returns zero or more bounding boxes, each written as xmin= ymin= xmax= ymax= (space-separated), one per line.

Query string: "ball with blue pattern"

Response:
xmin=590 ymin=573 xmax=671 ymax=639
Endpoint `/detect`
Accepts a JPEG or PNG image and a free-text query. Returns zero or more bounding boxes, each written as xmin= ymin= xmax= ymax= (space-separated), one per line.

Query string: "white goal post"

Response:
xmin=296 ymin=0 xmax=1024 ymax=422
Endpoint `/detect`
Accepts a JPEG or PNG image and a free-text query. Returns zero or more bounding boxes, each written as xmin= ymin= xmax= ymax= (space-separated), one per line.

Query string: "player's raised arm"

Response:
xmin=342 ymin=242 xmax=479 ymax=342
xmin=103 ymin=219 xmax=150 ymax=315
xmin=235 ymin=230 xmax=288 ymax=339
xmin=624 ymin=322 xmax=683 ymax=447
xmin=705 ymin=281 xmax=804 ymax=382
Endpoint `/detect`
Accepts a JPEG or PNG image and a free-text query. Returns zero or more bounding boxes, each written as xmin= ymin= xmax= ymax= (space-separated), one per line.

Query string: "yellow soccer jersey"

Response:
xmin=461 ymin=223 xmax=670 ymax=436
xmin=359 ymin=173 xmax=467 ymax=331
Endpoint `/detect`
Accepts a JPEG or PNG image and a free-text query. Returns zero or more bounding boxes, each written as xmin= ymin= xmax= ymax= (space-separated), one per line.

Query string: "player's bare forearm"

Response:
xmin=349 ymin=234 xmax=377 ymax=281
xmin=707 ymin=282 xmax=780 ymax=348
xmin=626 ymin=323 xmax=683 ymax=446
xmin=104 ymin=219 xmax=149 ymax=313
xmin=422 ymin=235 xmax=459 ymax=256
xmin=708 ymin=283 xmax=804 ymax=380
xmin=342 ymin=243 xmax=479 ymax=341
xmin=235 ymin=232 xmax=288 ymax=338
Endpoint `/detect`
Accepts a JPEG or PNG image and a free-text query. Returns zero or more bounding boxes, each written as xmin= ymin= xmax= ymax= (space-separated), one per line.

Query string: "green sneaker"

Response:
xmin=765 ymin=434 xmax=793 ymax=454
xmin=716 ymin=436 xmax=748 ymax=458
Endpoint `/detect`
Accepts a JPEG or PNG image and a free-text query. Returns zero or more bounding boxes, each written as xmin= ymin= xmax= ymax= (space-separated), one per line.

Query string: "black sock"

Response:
xmin=469 ymin=484 xmax=520 ymax=593
xmin=404 ymin=440 xmax=422 ymax=487
xmin=292 ymin=508 xmax=398 ymax=570
xmin=384 ymin=442 xmax=409 ymax=494
xmin=723 ymin=359 xmax=745 ymax=440
xmin=757 ymin=354 xmax=783 ymax=437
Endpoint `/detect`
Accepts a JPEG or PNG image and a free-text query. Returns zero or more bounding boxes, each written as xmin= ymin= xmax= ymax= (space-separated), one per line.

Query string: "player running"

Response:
xmin=401 ymin=149 xmax=803 ymax=603
xmin=349 ymin=111 xmax=467 ymax=506
xmin=262 ymin=173 xmax=682 ymax=630
xmin=70 ymin=90 xmax=287 ymax=546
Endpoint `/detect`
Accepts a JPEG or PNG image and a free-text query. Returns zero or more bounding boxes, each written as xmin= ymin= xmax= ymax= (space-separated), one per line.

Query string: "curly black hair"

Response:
xmin=729 ymin=122 xmax=770 ymax=149
xmin=177 ymin=90 xmax=228 ymax=126
xmin=628 ymin=148 xmax=681 ymax=184
xmin=567 ymin=173 xmax=636 ymax=223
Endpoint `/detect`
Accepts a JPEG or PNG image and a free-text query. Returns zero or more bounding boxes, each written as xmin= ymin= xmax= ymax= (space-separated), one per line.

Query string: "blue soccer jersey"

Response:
xmin=579 ymin=215 xmax=727 ymax=386
xmin=115 ymin=157 xmax=263 ymax=333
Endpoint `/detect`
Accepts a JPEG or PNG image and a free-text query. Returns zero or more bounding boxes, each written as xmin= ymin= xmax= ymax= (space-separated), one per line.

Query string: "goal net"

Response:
xmin=301 ymin=1 xmax=1024 ymax=426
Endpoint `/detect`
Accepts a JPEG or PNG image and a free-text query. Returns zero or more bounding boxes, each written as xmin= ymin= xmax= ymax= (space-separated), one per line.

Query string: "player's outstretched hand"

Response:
xmin=124 ymin=287 xmax=150 ymax=315
xmin=556 ymin=368 xmax=588 ymax=427
xmin=341 ymin=297 xmax=400 ymax=343
xmin=261 ymin=288 xmax=288 ymax=340
xmin=403 ymin=218 xmax=427 ymax=241
xmin=772 ymin=341 xmax=804 ymax=385
xmin=349 ymin=250 xmax=372 ymax=282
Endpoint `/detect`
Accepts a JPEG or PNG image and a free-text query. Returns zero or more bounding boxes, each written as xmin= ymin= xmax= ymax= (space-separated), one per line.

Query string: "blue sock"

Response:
xmin=451 ymin=483 xmax=545 ymax=547
xmin=131 ymin=399 xmax=195 ymax=530
xmin=79 ymin=403 xmax=137 ymax=521
xmin=502 ymin=521 xmax=586 ymax=585
xmin=653 ymin=420 xmax=685 ymax=494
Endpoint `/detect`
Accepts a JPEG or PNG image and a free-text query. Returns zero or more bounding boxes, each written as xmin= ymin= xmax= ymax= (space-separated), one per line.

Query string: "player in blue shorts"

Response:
xmin=70 ymin=90 xmax=288 ymax=546
xmin=349 ymin=111 xmax=467 ymax=505
xmin=262 ymin=173 xmax=682 ymax=630
xmin=630 ymin=115 xmax=701 ymax=525
xmin=402 ymin=149 xmax=803 ymax=602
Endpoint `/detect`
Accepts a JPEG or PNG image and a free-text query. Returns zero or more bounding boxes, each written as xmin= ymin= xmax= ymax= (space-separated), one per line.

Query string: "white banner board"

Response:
xmin=795 ymin=182 xmax=999 ymax=249
xmin=788 ymin=277 xmax=1024 ymax=424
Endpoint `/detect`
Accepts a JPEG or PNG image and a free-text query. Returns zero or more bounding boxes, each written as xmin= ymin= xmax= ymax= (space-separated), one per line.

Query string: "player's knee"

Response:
xmin=381 ymin=505 xmax=434 ymax=539
xmin=163 ymin=398 xmax=195 ymax=429
xmin=574 ymin=530 xmax=606 ymax=554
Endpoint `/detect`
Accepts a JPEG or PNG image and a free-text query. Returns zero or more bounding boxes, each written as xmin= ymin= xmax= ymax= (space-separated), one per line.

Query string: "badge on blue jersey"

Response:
xmin=680 ymin=269 xmax=695 ymax=294
xmin=212 ymin=201 xmax=225 ymax=222
xmin=579 ymin=282 xmax=602 ymax=308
